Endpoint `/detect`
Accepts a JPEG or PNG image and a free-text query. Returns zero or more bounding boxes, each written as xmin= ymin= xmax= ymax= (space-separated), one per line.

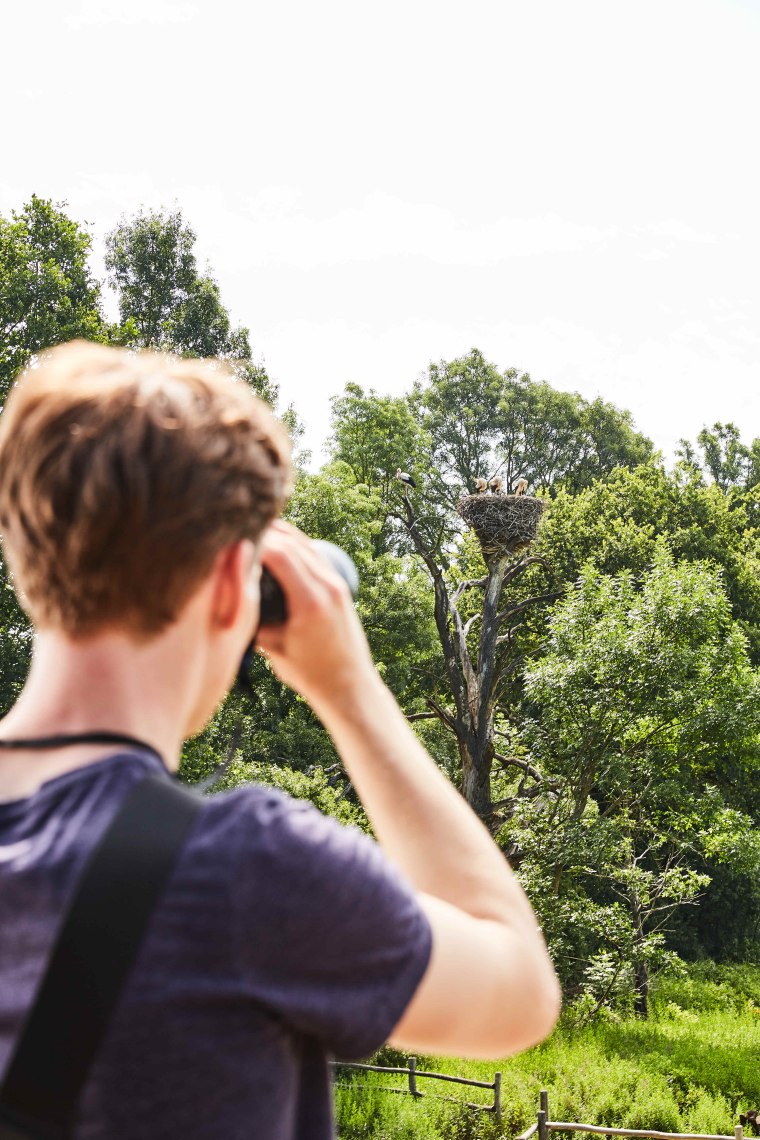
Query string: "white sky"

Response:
xmin=3 ymin=0 xmax=759 ymax=463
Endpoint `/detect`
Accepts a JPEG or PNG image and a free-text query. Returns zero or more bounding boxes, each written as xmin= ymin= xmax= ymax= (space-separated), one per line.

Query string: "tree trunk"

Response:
xmin=630 ymin=893 xmax=650 ymax=1017
xmin=633 ymin=958 xmax=649 ymax=1018
xmin=397 ymin=492 xmax=553 ymax=828
xmin=453 ymin=555 xmax=511 ymax=823
xmin=459 ymin=734 xmax=494 ymax=821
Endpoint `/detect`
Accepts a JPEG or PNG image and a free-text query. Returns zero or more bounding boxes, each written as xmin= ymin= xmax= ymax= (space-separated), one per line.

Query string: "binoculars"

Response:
xmin=236 ymin=540 xmax=359 ymax=699
xmin=258 ymin=540 xmax=359 ymax=627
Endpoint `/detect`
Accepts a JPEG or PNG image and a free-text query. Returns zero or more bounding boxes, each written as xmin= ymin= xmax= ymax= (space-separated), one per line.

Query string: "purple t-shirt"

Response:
xmin=0 ymin=751 xmax=432 ymax=1139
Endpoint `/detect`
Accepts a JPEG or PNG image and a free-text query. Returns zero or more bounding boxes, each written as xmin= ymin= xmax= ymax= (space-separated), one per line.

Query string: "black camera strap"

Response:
xmin=0 ymin=745 xmax=203 ymax=1139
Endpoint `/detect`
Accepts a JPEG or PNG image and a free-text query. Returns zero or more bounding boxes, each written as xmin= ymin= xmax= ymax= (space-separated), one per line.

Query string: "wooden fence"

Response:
xmin=333 ymin=1071 xmax=749 ymax=1139
xmin=331 ymin=1056 xmax=502 ymax=1119
xmin=517 ymin=1090 xmax=746 ymax=1140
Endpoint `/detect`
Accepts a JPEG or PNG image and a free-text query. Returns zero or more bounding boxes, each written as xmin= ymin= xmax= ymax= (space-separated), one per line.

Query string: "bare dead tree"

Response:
xmin=395 ymin=487 xmax=562 ymax=826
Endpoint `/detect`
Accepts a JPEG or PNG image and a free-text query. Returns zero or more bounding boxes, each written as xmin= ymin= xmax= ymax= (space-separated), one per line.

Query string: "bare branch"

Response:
xmin=451 ymin=576 xmax=488 ymax=605
xmin=427 ymin=698 xmax=459 ymax=734
xmin=335 ymin=779 xmax=354 ymax=803
xmin=496 ymin=590 xmax=564 ymax=625
xmin=448 ymin=594 xmax=478 ymax=696
xmin=493 ymin=749 xmax=546 ymax=784
xmin=489 ymin=796 xmax=518 ymax=813
xmin=502 ymin=554 xmax=552 ymax=589
xmin=395 ymin=491 xmax=472 ymax=720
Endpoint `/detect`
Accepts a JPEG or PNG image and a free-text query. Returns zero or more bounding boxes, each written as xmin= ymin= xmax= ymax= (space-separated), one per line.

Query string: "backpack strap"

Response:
xmin=0 ymin=774 xmax=203 ymax=1139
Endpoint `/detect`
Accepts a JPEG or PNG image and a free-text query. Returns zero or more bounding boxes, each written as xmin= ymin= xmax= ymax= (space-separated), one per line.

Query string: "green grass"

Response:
xmin=335 ymin=964 xmax=760 ymax=1139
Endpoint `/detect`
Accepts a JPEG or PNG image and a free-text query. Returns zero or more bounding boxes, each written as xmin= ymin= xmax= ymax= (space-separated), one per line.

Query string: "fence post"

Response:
xmin=493 ymin=1072 xmax=502 ymax=1122
xmin=540 ymin=1089 xmax=549 ymax=1122
xmin=735 ymin=1129 xmax=744 ymax=1140
xmin=408 ymin=1056 xmax=418 ymax=1097
xmin=538 ymin=1109 xmax=548 ymax=1140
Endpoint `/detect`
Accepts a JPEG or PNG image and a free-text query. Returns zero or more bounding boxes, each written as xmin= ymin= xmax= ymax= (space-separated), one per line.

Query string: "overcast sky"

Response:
xmin=3 ymin=0 xmax=759 ymax=463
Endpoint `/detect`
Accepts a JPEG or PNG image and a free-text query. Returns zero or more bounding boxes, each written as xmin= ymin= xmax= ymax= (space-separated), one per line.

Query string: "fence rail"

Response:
xmin=333 ymin=1072 xmax=748 ymax=1139
xmin=331 ymin=1056 xmax=502 ymax=1118
xmin=516 ymin=1090 xmax=746 ymax=1140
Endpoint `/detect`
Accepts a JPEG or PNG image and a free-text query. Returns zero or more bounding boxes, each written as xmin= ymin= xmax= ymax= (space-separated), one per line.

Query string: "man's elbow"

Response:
xmin=468 ymin=965 xmax=560 ymax=1060
xmin=493 ymin=942 xmax=562 ymax=1056
xmin=522 ymin=963 xmax=562 ymax=1047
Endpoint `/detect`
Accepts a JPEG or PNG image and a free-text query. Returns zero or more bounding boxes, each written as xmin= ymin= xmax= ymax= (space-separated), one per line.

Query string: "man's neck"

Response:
xmin=0 ymin=626 xmax=201 ymax=798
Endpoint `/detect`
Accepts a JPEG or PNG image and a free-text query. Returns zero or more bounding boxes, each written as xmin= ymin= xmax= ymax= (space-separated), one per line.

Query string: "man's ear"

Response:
xmin=210 ymin=540 xmax=258 ymax=631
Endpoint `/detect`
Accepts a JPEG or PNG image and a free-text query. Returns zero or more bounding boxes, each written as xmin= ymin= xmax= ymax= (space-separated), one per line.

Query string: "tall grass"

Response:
xmin=335 ymin=964 xmax=760 ymax=1139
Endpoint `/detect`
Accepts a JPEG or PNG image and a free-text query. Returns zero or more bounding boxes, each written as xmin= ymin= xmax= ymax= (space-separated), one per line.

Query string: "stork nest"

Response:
xmin=457 ymin=494 xmax=547 ymax=559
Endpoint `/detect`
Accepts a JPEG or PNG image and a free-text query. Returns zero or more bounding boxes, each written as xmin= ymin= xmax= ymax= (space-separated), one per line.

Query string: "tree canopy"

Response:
xmin=411 ymin=348 xmax=654 ymax=510
xmin=515 ymin=548 xmax=760 ymax=1010
xmin=679 ymin=421 xmax=760 ymax=494
xmin=105 ymin=207 xmax=277 ymax=405
xmin=0 ymin=196 xmax=106 ymax=401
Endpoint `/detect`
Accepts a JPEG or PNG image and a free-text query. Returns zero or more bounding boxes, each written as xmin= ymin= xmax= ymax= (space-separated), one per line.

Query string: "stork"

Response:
xmin=474 ymin=478 xmax=488 ymax=493
xmin=395 ymin=468 xmax=417 ymax=489
xmin=513 ymin=477 xmax=529 ymax=497
xmin=489 ymin=477 xmax=503 ymax=494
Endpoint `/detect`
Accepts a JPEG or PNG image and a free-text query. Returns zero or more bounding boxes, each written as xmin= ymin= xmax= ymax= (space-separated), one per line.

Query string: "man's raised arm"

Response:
xmin=257 ymin=522 xmax=561 ymax=1059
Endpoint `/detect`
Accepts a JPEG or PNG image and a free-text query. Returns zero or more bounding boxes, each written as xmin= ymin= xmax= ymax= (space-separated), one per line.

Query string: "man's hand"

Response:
xmin=255 ymin=521 xmax=377 ymax=713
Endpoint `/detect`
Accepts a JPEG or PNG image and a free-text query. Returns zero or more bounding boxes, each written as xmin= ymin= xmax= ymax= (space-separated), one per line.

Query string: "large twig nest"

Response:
xmin=457 ymin=494 xmax=547 ymax=559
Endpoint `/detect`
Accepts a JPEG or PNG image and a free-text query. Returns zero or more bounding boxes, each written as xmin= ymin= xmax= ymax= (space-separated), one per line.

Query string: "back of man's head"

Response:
xmin=0 ymin=341 xmax=292 ymax=638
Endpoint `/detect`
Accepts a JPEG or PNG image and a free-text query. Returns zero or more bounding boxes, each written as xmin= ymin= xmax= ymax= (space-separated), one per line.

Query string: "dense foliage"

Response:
xmin=1 ymin=197 xmax=758 ymax=1025
xmin=104 ymin=207 xmax=277 ymax=404
xmin=0 ymin=196 xmax=107 ymax=401
xmin=515 ymin=548 xmax=760 ymax=1012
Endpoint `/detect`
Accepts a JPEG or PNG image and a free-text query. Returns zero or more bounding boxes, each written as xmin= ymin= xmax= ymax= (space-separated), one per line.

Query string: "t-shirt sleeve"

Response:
xmin=226 ymin=786 xmax=432 ymax=1059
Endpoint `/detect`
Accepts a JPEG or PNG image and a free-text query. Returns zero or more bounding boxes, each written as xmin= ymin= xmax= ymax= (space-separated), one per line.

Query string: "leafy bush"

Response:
xmin=212 ymin=757 xmax=371 ymax=831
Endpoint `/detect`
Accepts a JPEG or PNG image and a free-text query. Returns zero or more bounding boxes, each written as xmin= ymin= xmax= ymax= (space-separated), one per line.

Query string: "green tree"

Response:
xmin=105 ymin=208 xmax=194 ymax=349
xmin=329 ymin=383 xmax=428 ymax=543
xmin=331 ymin=387 xmax=557 ymax=822
xmin=328 ymin=353 xmax=653 ymax=822
xmin=678 ymin=422 xmax=760 ymax=495
xmin=495 ymin=372 xmax=654 ymax=496
xmin=0 ymin=572 xmax=33 ymax=718
xmin=413 ymin=348 xmax=653 ymax=510
xmin=329 ymin=384 xmax=425 ymax=491
xmin=535 ymin=462 xmax=760 ymax=664
xmin=514 ymin=548 xmax=760 ymax=1012
xmin=0 ymin=195 xmax=108 ymax=709
xmin=0 ymin=195 xmax=106 ymax=400
xmin=105 ymin=207 xmax=277 ymax=404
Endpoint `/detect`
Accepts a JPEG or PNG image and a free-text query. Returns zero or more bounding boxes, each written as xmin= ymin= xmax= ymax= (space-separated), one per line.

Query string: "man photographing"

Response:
xmin=0 ymin=342 xmax=559 ymax=1138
